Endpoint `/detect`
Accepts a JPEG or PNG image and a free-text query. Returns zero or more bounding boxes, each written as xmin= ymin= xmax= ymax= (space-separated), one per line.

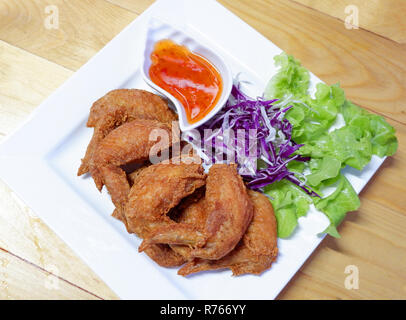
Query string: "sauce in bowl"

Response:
xmin=149 ymin=39 xmax=223 ymax=124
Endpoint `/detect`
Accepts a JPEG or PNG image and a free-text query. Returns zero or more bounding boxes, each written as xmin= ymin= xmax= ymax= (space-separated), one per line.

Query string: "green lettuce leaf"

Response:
xmin=264 ymin=180 xmax=312 ymax=238
xmin=306 ymin=157 xmax=341 ymax=187
xmin=265 ymin=53 xmax=310 ymax=99
xmin=342 ymin=101 xmax=398 ymax=157
xmin=315 ymin=175 xmax=360 ymax=238
xmin=298 ymin=126 xmax=373 ymax=170
xmin=263 ymin=52 xmax=398 ymax=238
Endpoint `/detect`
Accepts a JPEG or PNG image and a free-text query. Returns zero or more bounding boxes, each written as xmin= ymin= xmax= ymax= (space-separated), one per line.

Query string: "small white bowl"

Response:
xmin=141 ymin=18 xmax=233 ymax=131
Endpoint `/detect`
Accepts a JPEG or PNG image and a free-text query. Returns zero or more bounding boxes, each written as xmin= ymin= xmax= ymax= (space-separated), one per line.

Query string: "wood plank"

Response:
xmin=0 ymin=40 xmax=118 ymax=300
xmin=292 ymin=0 xmax=406 ymax=43
xmin=0 ymin=0 xmax=138 ymax=71
xmin=105 ymin=0 xmax=155 ymax=14
xmin=0 ymin=0 xmax=404 ymax=300
xmin=217 ymin=0 xmax=406 ymax=125
xmin=0 ymin=40 xmax=72 ymax=137
xmin=360 ymin=119 xmax=406 ymax=214
xmin=0 ymin=249 xmax=100 ymax=299
xmin=0 ymin=179 xmax=118 ymax=300
xmin=279 ymin=199 xmax=406 ymax=299
xmin=2 ymin=0 xmax=404 ymax=124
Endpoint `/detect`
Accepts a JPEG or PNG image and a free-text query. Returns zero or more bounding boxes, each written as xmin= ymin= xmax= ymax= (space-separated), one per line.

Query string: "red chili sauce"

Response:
xmin=149 ymin=39 xmax=223 ymax=124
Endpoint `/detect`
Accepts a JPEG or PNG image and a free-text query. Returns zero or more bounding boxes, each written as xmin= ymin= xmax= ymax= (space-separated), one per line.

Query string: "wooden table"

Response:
xmin=0 ymin=0 xmax=405 ymax=300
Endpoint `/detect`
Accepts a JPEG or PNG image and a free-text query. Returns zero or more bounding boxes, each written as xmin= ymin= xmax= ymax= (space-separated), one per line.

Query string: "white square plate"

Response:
xmin=0 ymin=0 xmax=384 ymax=299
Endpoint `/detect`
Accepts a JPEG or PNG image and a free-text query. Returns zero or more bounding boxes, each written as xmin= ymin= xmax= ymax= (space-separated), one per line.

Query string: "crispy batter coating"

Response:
xmin=178 ymin=190 xmax=278 ymax=276
xmin=127 ymin=165 xmax=149 ymax=186
xmin=112 ymin=160 xmax=203 ymax=267
xmin=142 ymin=244 xmax=186 ymax=268
xmin=124 ymin=163 xmax=207 ymax=250
xmin=78 ymin=89 xmax=177 ymax=175
xmin=146 ymin=164 xmax=253 ymax=261
xmin=91 ymin=120 xmax=175 ymax=225
xmin=189 ymin=164 xmax=253 ymax=260
xmin=170 ymin=198 xmax=207 ymax=260
xmin=112 ymin=205 xmax=185 ymax=267
xmin=111 ymin=163 xmax=189 ymax=267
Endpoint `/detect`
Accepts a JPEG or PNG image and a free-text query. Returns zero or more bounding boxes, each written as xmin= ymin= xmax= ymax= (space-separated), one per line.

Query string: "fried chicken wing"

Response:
xmin=91 ymin=119 xmax=175 ymax=223
xmin=169 ymin=198 xmax=207 ymax=260
xmin=142 ymin=244 xmax=186 ymax=268
xmin=127 ymin=165 xmax=149 ymax=186
xmin=188 ymin=164 xmax=253 ymax=260
xmin=111 ymin=207 xmax=186 ymax=267
xmin=178 ymin=190 xmax=278 ymax=276
xmin=78 ymin=88 xmax=279 ymax=274
xmin=110 ymin=162 xmax=189 ymax=267
xmin=124 ymin=163 xmax=207 ymax=250
xmin=78 ymin=89 xmax=177 ymax=176
xmin=146 ymin=164 xmax=254 ymax=260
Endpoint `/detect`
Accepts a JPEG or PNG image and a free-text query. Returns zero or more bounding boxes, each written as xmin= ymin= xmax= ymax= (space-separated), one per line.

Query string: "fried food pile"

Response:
xmin=78 ymin=89 xmax=278 ymax=276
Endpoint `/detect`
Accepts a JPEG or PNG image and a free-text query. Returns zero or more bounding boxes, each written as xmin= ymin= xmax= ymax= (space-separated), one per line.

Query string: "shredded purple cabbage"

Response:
xmin=183 ymin=84 xmax=319 ymax=197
